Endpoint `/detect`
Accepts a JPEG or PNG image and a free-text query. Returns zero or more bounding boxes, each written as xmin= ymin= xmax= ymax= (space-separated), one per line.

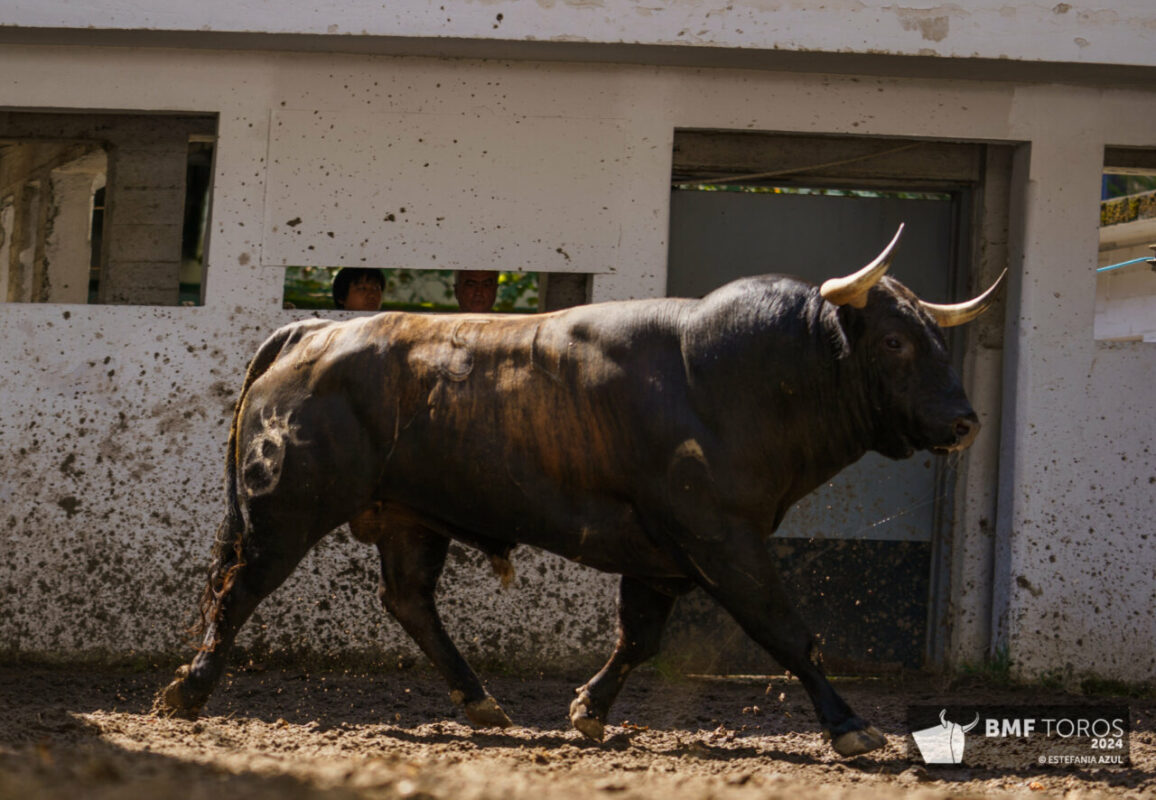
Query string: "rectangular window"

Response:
xmin=0 ymin=110 xmax=216 ymax=306
xmin=282 ymin=267 xmax=541 ymax=313
xmin=1096 ymin=148 xmax=1156 ymax=342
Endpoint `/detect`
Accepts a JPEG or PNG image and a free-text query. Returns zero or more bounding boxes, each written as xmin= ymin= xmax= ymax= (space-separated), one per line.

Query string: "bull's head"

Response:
xmin=820 ymin=224 xmax=1006 ymax=459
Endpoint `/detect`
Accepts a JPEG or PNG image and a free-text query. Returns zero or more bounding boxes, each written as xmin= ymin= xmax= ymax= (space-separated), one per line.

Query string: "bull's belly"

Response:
xmin=513 ymin=508 xmax=684 ymax=578
xmin=381 ymin=480 xmax=684 ymax=580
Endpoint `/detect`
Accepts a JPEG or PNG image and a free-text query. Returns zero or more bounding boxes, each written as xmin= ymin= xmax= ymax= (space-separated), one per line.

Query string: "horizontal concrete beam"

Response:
xmin=2 ymin=27 xmax=1156 ymax=90
xmin=5 ymin=1 xmax=1156 ymax=69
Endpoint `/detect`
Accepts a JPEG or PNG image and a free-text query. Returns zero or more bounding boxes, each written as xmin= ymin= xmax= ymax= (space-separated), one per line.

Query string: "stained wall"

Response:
xmin=0 ymin=31 xmax=1153 ymax=681
xmin=7 ymin=1 xmax=1155 ymax=69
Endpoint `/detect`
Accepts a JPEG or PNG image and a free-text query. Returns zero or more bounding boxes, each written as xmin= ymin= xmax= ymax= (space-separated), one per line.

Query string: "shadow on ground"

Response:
xmin=1 ymin=664 xmax=1152 ymax=800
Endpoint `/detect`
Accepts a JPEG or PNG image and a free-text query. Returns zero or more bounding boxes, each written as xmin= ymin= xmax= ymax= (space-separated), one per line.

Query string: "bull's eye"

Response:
xmin=884 ymin=334 xmax=905 ymax=352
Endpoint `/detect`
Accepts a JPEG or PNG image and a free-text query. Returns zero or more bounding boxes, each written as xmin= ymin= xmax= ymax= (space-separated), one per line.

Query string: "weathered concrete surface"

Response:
xmin=0 ymin=296 xmax=618 ymax=667
xmin=0 ymin=42 xmax=1153 ymax=682
xmin=6 ymin=1 xmax=1156 ymax=70
xmin=45 ymin=158 xmax=105 ymax=305
xmin=993 ymin=86 xmax=1156 ymax=682
xmin=262 ymin=110 xmax=630 ymax=275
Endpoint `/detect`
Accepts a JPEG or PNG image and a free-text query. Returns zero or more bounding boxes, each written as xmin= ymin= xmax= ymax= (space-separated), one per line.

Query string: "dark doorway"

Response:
xmin=661 ymin=131 xmax=1007 ymax=674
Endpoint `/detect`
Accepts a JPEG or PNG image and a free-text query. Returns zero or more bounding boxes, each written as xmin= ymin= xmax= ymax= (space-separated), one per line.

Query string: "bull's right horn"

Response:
xmin=820 ymin=224 xmax=905 ymax=309
xmin=961 ymin=713 xmax=981 ymax=734
xmin=920 ymin=270 xmax=1008 ymax=328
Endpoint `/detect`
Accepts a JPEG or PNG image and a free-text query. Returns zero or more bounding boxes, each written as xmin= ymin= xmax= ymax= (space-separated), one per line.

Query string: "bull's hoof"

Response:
xmin=569 ymin=691 xmax=605 ymax=743
xmin=153 ymin=665 xmax=201 ymax=718
xmin=831 ymin=725 xmax=886 ymax=757
xmin=462 ymin=695 xmax=513 ymax=729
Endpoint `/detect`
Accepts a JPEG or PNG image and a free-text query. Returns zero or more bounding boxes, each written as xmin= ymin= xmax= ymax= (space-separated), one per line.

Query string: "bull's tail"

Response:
xmin=189 ymin=323 xmax=315 ymax=646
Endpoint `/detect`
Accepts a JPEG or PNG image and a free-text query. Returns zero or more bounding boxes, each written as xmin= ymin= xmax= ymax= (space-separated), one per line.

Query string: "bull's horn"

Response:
xmin=820 ymin=224 xmax=905 ymax=309
xmin=961 ymin=713 xmax=981 ymax=733
xmin=920 ymin=269 xmax=1008 ymax=328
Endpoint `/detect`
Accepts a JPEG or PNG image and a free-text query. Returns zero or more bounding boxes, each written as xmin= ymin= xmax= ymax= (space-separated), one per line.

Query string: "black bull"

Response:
xmin=159 ymin=227 xmax=1004 ymax=757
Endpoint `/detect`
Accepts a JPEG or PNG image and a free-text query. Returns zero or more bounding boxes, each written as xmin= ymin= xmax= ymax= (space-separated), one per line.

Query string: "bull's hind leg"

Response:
xmin=158 ymin=509 xmax=326 ymax=717
xmin=570 ymin=576 xmax=684 ymax=742
xmin=356 ymin=512 xmax=512 ymax=729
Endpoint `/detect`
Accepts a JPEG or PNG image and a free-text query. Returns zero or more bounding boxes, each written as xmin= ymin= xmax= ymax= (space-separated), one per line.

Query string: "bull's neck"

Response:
xmin=774 ymin=304 xmax=874 ymax=497
xmin=683 ymin=284 xmax=874 ymax=509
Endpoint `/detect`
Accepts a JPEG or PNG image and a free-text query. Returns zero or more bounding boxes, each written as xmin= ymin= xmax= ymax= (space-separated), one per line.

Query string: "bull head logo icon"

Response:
xmin=911 ymin=709 xmax=980 ymax=764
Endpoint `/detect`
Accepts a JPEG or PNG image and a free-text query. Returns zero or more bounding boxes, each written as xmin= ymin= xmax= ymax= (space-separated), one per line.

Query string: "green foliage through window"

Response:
xmin=672 ymin=184 xmax=951 ymax=201
xmin=1102 ymin=173 xmax=1156 ymax=200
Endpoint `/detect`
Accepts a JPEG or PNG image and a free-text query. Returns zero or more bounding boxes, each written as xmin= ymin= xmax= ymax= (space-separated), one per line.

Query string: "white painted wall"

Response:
xmin=7 ymin=1 xmax=1156 ymax=69
xmin=263 ymin=110 xmax=631 ymax=274
xmin=0 ymin=39 xmax=1154 ymax=682
xmin=991 ymin=86 xmax=1156 ymax=681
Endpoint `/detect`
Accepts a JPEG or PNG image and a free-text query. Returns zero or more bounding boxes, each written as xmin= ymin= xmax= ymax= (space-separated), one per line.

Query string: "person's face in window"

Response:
xmin=345 ymin=276 xmax=384 ymax=311
xmin=454 ymin=270 xmax=499 ymax=312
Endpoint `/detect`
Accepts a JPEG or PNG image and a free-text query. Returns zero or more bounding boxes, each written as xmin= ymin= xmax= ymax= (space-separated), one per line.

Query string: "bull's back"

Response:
xmin=393 ymin=306 xmax=688 ymax=571
xmin=237 ymin=306 xmax=692 ymax=574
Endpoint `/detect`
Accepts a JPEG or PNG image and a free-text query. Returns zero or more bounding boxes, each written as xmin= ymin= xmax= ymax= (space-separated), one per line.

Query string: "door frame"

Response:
xmin=670 ymin=130 xmax=1012 ymax=669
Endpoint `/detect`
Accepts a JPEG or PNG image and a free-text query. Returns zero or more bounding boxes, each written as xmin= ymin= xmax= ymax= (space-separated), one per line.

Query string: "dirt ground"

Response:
xmin=1 ymin=662 xmax=1152 ymax=800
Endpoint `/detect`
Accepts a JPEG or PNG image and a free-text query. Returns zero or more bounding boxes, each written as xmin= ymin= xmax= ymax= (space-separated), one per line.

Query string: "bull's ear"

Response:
xmin=920 ymin=269 xmax=1007 ymax=328
xmin=820 ymin=224 xmax=904 ymax=308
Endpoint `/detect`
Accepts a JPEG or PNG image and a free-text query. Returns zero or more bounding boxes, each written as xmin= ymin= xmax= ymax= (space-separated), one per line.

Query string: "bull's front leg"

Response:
xmin=679 ymin=526 xmax=883 ymax=755
xmin=570 ymin=576 xmax=685 ymax=741
xmin=654 ymin=447 xmax=886 ymax=758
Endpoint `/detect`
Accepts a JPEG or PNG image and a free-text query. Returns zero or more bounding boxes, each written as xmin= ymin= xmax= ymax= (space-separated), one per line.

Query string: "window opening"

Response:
xmin=667 ymin=181 xmax=955 ymax=300
xmin=0 ymin=110 xmax=216 ymax=306
xmin=1096 ymin=148 xmax=1156 ymax=342
xmin=180 ymin=137 xmax=215 ymax=306
xmin=282 ymin=267 xmax=540 ymax=313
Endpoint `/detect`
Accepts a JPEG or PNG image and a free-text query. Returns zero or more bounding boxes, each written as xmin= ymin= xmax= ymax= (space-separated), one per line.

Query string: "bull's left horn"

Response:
xmin=820 ymin=224 xmax=905 ymax=309
xmin=920 ymin=269 xmax=1008 ymax=328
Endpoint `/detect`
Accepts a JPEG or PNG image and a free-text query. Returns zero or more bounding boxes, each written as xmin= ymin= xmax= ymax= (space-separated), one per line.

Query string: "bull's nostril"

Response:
xmin=952 ymin=416 xmax=980 ymax=442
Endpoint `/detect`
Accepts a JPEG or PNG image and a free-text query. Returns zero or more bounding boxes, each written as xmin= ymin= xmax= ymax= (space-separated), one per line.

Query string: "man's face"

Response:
xmin=454 ymin=270 xmax=499 ymax=313
xmin=344 ymin=276 xmax=384 ymax=311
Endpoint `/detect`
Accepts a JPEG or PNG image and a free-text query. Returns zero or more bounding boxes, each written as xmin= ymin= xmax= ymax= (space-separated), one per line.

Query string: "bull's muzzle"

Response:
xmin=935 ymin=413 xmax=980 ymax=454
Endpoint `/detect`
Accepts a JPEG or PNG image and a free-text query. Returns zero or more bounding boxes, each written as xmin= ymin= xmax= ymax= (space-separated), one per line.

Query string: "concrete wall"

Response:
xmin=8 ymin=1 xmax=1156 ymax=69
xmin=993 ymin=87 xmax=1156 ymax=682
xmin=0 ymin=39 xmax=1154 ymax=682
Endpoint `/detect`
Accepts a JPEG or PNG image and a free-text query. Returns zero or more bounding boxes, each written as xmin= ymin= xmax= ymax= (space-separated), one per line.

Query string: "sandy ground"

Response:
xmin=0 ymin=662 xmax=1152 ymax=800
